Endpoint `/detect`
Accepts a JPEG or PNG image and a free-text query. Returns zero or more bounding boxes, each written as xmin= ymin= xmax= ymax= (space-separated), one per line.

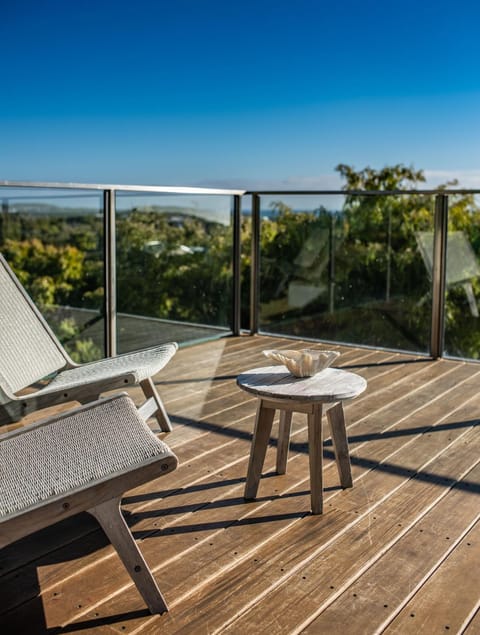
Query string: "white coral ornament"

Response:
xmin=263 ymin=349 xmax=340 ymax=378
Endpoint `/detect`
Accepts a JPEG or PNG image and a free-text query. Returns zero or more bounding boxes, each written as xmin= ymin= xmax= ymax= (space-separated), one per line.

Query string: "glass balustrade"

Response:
xmin=0 ymin=187 xmax=104 ymax=361
xmin=1 ymin=181 xmax=479 ymax=361
xmin=255 ymin=193 xmax=435 ymax=354
xmin=443 ymin=193 xmax=480 ymax=359
xmin=115 ymin=191 xmax=236 ymax=352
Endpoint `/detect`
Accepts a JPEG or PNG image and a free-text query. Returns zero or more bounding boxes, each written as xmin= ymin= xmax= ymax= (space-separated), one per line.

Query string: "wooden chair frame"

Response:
xmin=0 ymin=394 xmax=178 ymax=614
xmin=0 ymin=253 xmax=177 ymax=430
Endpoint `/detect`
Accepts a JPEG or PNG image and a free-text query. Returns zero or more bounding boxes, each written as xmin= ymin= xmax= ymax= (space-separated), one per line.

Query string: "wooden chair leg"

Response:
xmin=276 ymin=410 xmax=292 ymax=475
xmin=88 ymin=497 xmax=169 ymax=615
xmin=244 ymin=400 xmax=276 ymax=500
xmin=140 ymin=377 xmax=172 ymax=433
xmin=307 ymin=404 xmax=323 ymax=514
xmin=326 ymin=402 xmax=353 ymax=489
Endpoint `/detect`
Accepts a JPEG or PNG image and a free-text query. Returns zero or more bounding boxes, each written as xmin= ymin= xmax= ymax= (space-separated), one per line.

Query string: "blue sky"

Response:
xmin=2 ymin=0 xmax=480 ymax=189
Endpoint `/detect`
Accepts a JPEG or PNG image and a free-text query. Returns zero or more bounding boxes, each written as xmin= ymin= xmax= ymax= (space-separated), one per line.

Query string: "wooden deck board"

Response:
xmin=1 ymin=335 xmax=479 ymax=634
xmin=464 ymin=607 xmax=480 ymax=633
xmin=382 ymin=517 xmax=480 ymax=634
xmin=149 ymin=400 xmax=480 ymax=634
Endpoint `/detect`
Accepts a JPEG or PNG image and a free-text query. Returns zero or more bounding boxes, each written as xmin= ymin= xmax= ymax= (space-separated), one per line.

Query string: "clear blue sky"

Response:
xmin=2 ymin=0 xmax=480 ymax=189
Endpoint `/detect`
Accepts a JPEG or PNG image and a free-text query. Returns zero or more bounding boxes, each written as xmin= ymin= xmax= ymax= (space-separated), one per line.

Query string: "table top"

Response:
xmin=237 ymin=366 xmax=367 ymax=403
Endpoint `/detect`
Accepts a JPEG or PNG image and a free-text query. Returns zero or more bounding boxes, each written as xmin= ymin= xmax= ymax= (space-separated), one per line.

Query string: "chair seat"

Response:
xmin=38 ymin=343 xmax=177 ymax=396
xmin=0 ymin=394 xmax=174 ymax=519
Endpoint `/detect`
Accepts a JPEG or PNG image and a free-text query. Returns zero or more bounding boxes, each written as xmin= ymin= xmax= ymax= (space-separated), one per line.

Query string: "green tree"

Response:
xmin=335 ymin=164 xmax=480 ymax=356
xmin=116 ymin=210 xmax=234 ymax=326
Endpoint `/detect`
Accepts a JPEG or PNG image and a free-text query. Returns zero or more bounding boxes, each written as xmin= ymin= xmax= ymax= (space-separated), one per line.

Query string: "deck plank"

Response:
xmin=143 ymin=398 xmax=480 ymax=634
xmin=1 ymin=337 xmax=479 ymax=634
xmin=463 ymin=607 xmax=480 ymax=634
xmin=300 ymin=461 xmax=480 ymax=634
xmin=73 ymin=376 xmax=480 ymax=632
xmin=383 ymin=519 xmax=480 ymax=635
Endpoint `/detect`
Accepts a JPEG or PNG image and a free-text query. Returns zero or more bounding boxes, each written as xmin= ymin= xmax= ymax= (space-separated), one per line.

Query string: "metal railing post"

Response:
xmin=232 ymin=194 xmax=242 ymax=335
xmin=250 ymin=193 xmax=261 ymax=334
xmin=430 ymin=194 xmax=448 ymax=359
xmin=103 ymin=189 xmax=117 ymax=357
xmin=328 ymin=213 xmax=336 ymax=313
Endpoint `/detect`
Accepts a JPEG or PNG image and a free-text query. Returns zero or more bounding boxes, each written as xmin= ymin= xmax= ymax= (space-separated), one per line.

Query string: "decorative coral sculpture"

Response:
xmin=263 ymin=349 xmax=340 ymax=378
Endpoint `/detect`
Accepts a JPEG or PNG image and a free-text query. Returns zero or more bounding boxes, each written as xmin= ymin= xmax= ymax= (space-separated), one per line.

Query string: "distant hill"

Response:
xmin=5 ymin=202 xmax=101 ymax=216
xmin=5 ymin=202 xmax=230 ymax=224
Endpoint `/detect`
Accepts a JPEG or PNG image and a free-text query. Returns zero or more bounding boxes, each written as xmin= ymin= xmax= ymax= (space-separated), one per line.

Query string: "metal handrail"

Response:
xmin=246 ymin=189 xmax=480 ymax=196
xmin=0 ymin=180 xmax=246 ymax=196
xmin=4 ymin=181 xmax=479 ymax=196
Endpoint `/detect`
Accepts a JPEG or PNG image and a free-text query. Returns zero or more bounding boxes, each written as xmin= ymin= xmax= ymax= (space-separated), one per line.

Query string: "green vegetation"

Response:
xmin=116 ymin=209 xmax=233 ymax=325
xmin=0 ymin=203 xmax=233 ymax=359
xmin=255 ymin=165 xmax=480 ymax=357
xmin=1 ymin=165 xmax=479 ymax=360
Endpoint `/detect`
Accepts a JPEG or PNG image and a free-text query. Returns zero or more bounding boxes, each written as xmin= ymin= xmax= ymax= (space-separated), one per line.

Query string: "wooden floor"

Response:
xmin=1 ymin=335 xmax=480 ymax=634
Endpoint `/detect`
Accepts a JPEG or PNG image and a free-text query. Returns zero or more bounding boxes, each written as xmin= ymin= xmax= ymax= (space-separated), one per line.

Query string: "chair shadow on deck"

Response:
xmin=0 ymin=488 xmax=307 ymax=633
xmin=0 ymin=511 xmax=161 ymax=633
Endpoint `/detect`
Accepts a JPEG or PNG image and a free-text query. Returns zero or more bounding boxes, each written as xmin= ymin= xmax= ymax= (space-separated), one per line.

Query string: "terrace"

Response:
xmin=1 ymin=181 xmax=479 ymax=633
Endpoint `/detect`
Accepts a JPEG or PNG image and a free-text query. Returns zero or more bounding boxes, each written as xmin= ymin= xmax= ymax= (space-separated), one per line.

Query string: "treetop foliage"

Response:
xmin=335 ymin=163 xmax=426 ymax=191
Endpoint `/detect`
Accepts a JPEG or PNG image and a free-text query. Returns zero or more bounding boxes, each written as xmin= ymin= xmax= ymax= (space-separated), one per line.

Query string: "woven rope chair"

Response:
xmin=0 ymin=393 xmax=178 ymax=614
xmin=0 ymin=253 xmax=177 ymax=431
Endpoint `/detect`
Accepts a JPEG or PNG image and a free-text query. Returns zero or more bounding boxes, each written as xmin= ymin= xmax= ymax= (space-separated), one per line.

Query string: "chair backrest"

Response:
xmin=0 ymin=254 xmax=67 ymax=394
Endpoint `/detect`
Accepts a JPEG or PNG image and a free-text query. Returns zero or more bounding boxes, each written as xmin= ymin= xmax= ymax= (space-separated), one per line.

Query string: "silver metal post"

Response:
xmin=386 ymin=206 xmax=392 ymax=301
xmin=430 ymin=194 xmax=448 ymax=358
xmin=250 ymin=194 xmax=261 ymax=334
xmin=232 ymin=194 xmax=242 ymax=335
xmin=103 ymin=189 xmax=117 ymax=357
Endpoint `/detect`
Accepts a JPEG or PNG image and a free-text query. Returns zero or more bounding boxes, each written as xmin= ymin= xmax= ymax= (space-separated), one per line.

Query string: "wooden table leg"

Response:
xmin=307 ymin=404 xmax=323 ymax=514
xmin=244 ymin=400 xmax=276 ymax=500
xmin=326 ymin=401 xmax=353 ymax=488
xmin=276 ymin=410 xmax=292 ymax=475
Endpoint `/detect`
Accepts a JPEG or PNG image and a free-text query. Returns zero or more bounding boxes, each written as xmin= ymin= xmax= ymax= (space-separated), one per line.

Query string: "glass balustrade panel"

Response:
xmin=0 ymin=187 xmax=105 ymax=361
xmin=115 ymin=192 xmax=234 ymax=352
xmin=443 ymin=193 xmax=480 ymax=360
xmin=258 ymin=193 xmax=435 ymax=353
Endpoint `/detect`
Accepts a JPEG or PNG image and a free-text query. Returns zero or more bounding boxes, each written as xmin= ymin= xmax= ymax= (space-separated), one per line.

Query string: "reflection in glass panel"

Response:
xmin=115 ymin=192 xmax=233 ymax=352
xmin=258 ymin=193 xmax=435 ymax=354
xmin=444 ymin=194 xmax=480 ymax=359
xmin=0 ymin=188 xmax=104 ymax=360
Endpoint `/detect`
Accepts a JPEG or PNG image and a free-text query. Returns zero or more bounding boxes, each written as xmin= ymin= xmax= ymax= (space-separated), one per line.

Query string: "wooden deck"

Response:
xmin=1 ymin=335 xmax=480 ymax=634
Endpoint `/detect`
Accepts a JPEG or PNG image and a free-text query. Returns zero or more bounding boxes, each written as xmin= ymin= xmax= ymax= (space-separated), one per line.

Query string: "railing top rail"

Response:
xmin=2 ymin=181 xmax=479 ymax=197
xmin=0 ymin=180 xmax=246 ymax=196
xmin=246 ymin=189 xmax=480 ymax=196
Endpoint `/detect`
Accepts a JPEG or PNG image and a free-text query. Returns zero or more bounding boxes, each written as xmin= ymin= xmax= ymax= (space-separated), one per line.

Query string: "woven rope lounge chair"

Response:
xmin=0 ymin=393 xmax=178 ymax=614
xmin=0 ymin=253 xmax=177 ymax=430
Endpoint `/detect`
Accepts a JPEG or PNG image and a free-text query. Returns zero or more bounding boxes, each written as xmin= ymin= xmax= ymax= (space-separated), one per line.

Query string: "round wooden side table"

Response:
xmin=237 ymin=366 xmax=367 ymax=514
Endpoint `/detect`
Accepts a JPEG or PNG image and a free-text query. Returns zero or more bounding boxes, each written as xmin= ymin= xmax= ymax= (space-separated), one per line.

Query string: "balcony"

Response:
xmin=1 ymin=181 xmax=480 ymax=633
